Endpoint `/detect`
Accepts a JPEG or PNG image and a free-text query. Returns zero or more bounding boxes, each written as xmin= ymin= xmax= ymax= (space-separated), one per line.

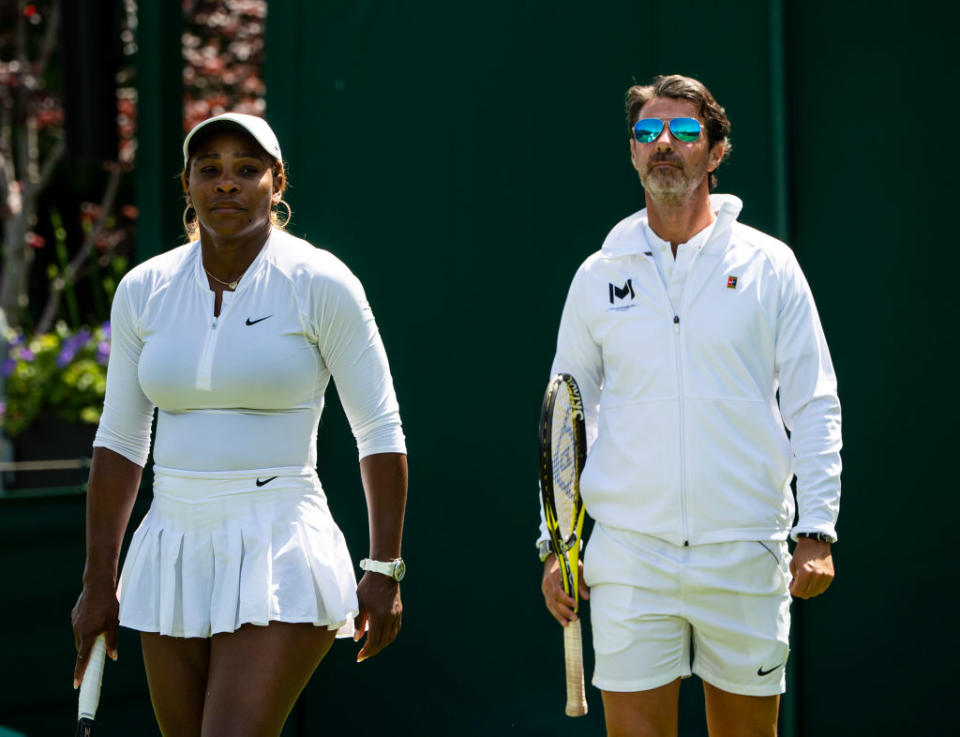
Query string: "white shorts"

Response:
xmin=118 ymin=465 xmax=359 ymax=639
xmin=583 ymin=524 xmax=791 ymax=696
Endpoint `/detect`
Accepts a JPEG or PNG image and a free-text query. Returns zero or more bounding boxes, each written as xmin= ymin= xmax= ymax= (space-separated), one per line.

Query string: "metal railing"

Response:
xmin=0 ymin=458 xmax=90 ymax=472
xmin=0 ymin=457 xmax=91 ymax=497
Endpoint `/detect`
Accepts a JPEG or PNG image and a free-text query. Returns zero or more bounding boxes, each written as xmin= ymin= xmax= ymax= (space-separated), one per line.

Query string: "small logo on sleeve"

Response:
xmin=726 ymin=276 xmax=738 ymax=289
xmin=608 ymin=279 xmax=635 ymax=304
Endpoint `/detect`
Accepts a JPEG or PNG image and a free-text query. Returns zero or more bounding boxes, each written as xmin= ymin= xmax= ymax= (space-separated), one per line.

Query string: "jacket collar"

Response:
xmin=600 ymin=194 xmax=743 ymax=258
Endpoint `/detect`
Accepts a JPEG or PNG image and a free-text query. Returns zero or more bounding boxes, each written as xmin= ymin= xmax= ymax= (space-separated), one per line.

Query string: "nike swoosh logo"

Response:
xmin=255 ymin=476 xmax=278 ymax=487
xmin=757 ymin=664 xmax=783 ymax=676
xmin=245 ymin=315 xmax=272 ymax=326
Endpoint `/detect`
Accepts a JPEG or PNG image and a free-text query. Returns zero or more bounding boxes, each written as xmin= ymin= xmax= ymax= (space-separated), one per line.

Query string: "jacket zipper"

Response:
xmin=197 ymin=292 xmax=230 ymax=391
xmin=196 ymin=316 xmax=219 ymax=391
xmin=673 ymin=313 xmax=689 ymax=545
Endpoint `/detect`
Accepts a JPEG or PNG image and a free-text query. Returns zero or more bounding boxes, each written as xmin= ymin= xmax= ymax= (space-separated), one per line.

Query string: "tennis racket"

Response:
xmin=539 ymin=372 xmax=588 ymax=717
xmin=75 ymin=633 xmax=107 ymax=737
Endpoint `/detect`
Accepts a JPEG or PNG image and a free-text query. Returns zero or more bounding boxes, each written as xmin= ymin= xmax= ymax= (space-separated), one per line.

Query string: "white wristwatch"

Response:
xmin=359 ymin=557 xmax=406 ymax=582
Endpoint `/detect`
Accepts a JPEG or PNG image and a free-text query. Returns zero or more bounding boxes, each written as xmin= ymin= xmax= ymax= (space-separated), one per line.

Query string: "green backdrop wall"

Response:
xmin=781 ymin=1 xmax=956 ymax=733
xmin=1 ymin=1 xmax=955 ymax=735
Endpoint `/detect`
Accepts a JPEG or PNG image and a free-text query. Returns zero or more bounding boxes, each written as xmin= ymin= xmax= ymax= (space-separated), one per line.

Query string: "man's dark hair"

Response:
xmin=625 ymin=74 xmax=732 ymax=190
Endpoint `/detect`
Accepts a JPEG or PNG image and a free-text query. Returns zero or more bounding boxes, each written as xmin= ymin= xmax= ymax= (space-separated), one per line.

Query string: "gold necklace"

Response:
xmin=204 ymin=268 xmax=242 ymax=290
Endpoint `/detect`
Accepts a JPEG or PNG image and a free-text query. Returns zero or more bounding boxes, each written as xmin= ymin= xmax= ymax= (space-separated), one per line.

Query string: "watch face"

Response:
xmin=393 ymin=559 xmax=406 ymax=581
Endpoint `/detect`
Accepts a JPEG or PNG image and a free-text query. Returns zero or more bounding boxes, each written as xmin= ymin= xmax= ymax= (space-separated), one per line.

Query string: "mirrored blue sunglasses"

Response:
xmin=633 ymin=117 xmax=702 ymax=143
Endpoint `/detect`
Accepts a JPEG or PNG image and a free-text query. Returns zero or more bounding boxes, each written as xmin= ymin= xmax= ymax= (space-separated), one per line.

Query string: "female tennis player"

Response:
xmin=70 ymin=113 xmax=408 ymax=736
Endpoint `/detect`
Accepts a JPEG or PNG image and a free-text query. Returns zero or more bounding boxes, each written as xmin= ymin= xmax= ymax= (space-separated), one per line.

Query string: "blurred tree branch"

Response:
xmin=36 ymin=163 xmax=122 ymax=334
xmin=0 ymin=0 xmax=64 ymax=328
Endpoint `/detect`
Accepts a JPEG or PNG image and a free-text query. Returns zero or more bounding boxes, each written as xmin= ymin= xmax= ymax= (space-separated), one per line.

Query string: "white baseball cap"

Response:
xmin=182 ymin=112 xmax=282 ymax=166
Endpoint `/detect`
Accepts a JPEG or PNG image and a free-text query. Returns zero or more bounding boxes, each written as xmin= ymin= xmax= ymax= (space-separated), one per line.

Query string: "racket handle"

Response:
xmin=75 ymin=716 xmax=94 ymax=737
xmin=563 ymin=618 xmax=588 ymax=717
xmin=78 ymin=634 xmax=108 ymax=722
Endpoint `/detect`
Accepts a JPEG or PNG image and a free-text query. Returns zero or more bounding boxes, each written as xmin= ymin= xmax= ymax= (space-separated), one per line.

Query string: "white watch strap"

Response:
xmin=360 ymin=558 xmax=395 ymax=576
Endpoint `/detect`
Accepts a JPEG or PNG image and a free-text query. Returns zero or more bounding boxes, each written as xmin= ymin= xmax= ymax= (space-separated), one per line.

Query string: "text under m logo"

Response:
xmin=609 ymin=279 xmax=635 ymax=304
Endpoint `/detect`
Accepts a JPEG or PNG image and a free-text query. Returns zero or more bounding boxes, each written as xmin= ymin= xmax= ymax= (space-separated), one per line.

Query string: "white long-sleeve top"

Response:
xmin=541 ymin=194 xmax=841 ymax=547
xmin=94 ymin=229 xmax=406 ymax=472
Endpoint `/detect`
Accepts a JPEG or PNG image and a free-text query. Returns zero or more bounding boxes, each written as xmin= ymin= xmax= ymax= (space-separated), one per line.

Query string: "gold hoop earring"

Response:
xmin=183 ymin=204 xmax=200 ymax=239
xmin=273 ymin=199 xmax=292 ymax=228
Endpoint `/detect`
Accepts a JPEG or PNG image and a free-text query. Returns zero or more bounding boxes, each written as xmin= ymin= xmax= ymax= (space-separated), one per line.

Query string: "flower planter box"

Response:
xmin=6 ymin=415 xmax=96 ymax=490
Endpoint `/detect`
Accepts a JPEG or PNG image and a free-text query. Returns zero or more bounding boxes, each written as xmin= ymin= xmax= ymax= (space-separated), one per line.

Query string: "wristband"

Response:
xmin=538 ymin=540 xmax=553 ymax=562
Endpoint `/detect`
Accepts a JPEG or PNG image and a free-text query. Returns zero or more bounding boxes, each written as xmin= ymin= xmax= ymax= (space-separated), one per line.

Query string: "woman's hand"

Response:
xmin=71 ymin=578 xmax=119 ymax=688
xmin=353 ymin=572 xmax=402 ymax=662
xmin=71 ymin=448 xmax=143 ymax=689
xmin=353 ymin=452 xmax=407 ymax=662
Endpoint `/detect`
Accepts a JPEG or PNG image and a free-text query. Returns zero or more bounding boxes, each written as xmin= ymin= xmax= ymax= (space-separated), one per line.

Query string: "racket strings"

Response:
xmin=551 ymin=389 xmax=579 ymax=541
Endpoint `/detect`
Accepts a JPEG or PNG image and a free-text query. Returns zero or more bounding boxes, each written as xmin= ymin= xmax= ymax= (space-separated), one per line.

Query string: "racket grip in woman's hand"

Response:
xmin=563 ymin=618 xmax=588 ymax=717
xmin=78 ymin=633 xmax=108 ymax=723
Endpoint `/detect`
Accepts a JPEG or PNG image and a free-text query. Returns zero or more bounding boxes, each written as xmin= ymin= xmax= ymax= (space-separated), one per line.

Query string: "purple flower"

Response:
xmin=62 ymin=330 xmax=92 ymax=355
xmin=8 ymin=333 xmax=24 ymax=347
xmin=100 ymin=321 xmax=111 ymax=339
xmin=0 ymin=401 xmax=5 ymax=416
xmin=19 ymin=348 xmax=34 ymax=362
xmin=1 ymin=358 xmax=14 ymax=377
xmin=56 ymin=349 xmax=75 ymax=367
xmin=95 ymin=340 xmax=110 ymax=365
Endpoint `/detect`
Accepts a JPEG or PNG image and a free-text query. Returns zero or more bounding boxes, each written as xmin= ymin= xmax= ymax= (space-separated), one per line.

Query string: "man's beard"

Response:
xmin=639 ymin=154 xmax=710 ymax=206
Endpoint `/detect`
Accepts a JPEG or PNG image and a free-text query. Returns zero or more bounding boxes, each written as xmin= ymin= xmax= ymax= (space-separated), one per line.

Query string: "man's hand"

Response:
xmin=353 ymin=572 xmax=402 ymax=662
xmin=789 ymin=537 xmax=835 ymax=599
xmin=541 ymin=553 xmax=590 ymax=627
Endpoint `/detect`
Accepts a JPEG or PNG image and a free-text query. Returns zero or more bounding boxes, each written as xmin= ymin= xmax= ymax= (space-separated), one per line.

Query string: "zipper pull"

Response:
xmin=673 ymin=315 xmax=680 ymax=334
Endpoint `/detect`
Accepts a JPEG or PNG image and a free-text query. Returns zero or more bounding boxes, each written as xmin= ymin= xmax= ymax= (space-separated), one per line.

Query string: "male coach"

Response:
xmin=538 ymin=74 xmax=841 ymax=736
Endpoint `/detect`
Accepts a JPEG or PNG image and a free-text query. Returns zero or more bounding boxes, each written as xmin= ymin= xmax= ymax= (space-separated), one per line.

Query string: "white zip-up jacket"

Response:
xmin=543 ymin=194 xmax=841 ymax=547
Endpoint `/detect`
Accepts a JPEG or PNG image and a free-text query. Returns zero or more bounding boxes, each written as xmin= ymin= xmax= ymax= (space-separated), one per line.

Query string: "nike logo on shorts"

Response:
xmin=757 ymin=663 xmax=783 ymax=676
xmin=256 ymin=476 xmax=278 ymax=487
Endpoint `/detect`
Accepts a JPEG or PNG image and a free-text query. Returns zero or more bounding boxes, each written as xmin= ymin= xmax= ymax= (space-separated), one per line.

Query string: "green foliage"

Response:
xmin=0 ymin=321 xmax=110 ymax=436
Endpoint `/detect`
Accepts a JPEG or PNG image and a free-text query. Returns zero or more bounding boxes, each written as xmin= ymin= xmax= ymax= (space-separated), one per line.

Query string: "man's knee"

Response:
xmin=602 ymin=680 xmax=682 ymax=737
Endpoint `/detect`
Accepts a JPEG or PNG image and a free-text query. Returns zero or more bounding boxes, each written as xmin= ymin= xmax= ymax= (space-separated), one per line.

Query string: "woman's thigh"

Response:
xmin=141 ymin=632 xmax=211 ymax=737
xmin=201 ymin=621 xmax=338 ymax=737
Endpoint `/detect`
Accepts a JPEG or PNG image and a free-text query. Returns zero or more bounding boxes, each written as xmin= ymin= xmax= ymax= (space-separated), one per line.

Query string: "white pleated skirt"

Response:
xmin=118 ymin=465 xmax=358 ymax=639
